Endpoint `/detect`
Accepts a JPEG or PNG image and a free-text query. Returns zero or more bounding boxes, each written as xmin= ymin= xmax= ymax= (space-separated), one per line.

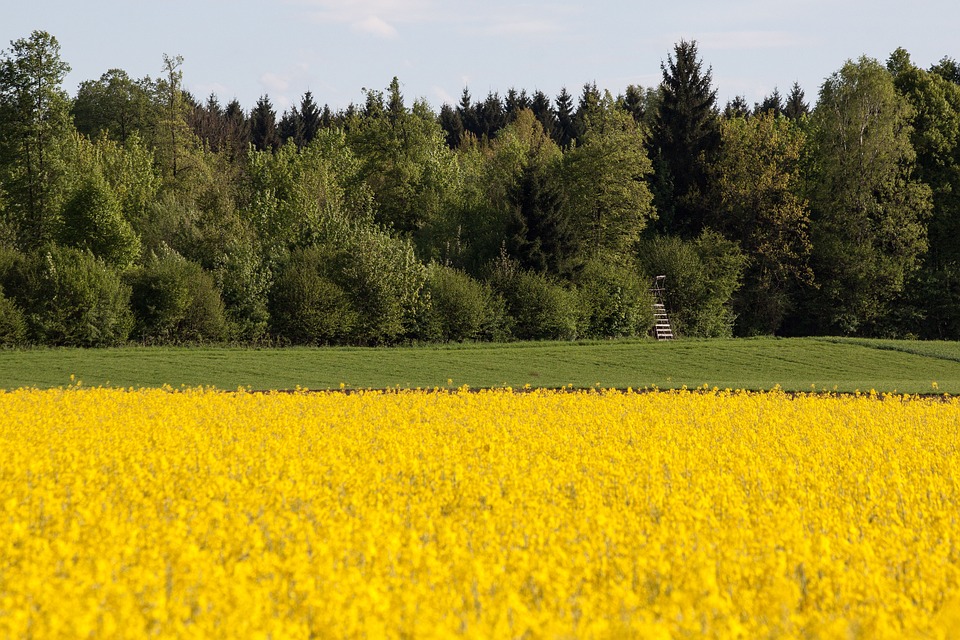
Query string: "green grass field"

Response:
xmin=1 ymin=337 xmax=959 ymax=394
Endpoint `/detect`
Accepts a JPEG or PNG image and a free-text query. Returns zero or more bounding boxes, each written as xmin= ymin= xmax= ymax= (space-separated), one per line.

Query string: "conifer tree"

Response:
xmin=250 ymin=95 xmax=280 ymax=152
xmin=650 ymin=39 xmax=721 ymax=238
xmin=783 ymin=82 xmax=809 ymax=120
xmin=723 ymin=96 xmax=751 ymax=119
xmin=754 ymin=87 xmax=783 ymax=117
xmin=554 ymin=87 xmax=576 ymax=149
xmin=530 ymin=90 xmax=557 ymax=140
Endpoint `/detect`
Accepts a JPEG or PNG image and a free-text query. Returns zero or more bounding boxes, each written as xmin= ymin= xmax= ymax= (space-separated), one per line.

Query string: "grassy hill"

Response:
xmin=1 ymin=337 xmax=959 ymax=394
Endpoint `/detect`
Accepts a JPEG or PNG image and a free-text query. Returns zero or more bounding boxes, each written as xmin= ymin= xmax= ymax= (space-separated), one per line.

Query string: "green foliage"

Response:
xmin=268 ymin=246 xmax=358 ymax=345
xmin=0 ymin=290 xmax=26 ymax=346
xmin=0 ymin=30 xmax=73 ymax=250
xmin=560 ymin=94 xmax=656 ymax=261
xmin=650 ymin=39 xmax=721 ymax=238
xmin=127 ymin=248 xmax=227 ymax=344
xmin=575 ymin=257 xmax=654 ymax=339
xmin=0 ymin=234 xmax=27 ymax=347
xmin=489 ymin=255 xmax=579 ymax=341
xmin=72 ymin=69 xmax=155 ymax=144
xmin=59 ymin=171 xmax=141 ymax=269
xmin=336 ymin=227 xmax=430 ymax=344
xmin=349 ymin=80 xmax=460 ymax=239
xmin=270 ymin=227 xmax=429 ymax=346
xmin=807 ymin=56 xmax=932 ymax=335
xmin=637 ymin=231 xmax=746 ymax=338
xmin=424 ymin=263 xmax=508 ymax=342
xmin=712 ymin=113 xmax=812 ymax=335
xmin=246 ymin=129 xmax=374 ymax=263
xmin=2 ymin=245 xmax=132 ymax=346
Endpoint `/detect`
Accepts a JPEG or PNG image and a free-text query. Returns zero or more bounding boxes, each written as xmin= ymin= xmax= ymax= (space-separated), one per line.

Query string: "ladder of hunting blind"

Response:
xmin=651 ymin=275 xmax=674 ymax=341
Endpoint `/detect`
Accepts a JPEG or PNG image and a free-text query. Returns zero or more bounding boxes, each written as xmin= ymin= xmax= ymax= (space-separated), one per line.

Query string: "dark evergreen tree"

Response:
xmin=554 ymin=87 xmax=576 ymax=148
xmin=530 ymin=90 xmax=557 ymax=140
xmin=298 ymin=91 xmax=321 ymax=146
xmin=477 ymin=91 xmax=506 ymax=139
xmin=320 ymin=104 xmax=333 ymax=130
xmin=222 ymin=98 xmax=250 ymax=161
xmin=621 ymin=84 xmax=647 ymax=124
xmin=723 ymin=95 xmax=751 ymax=119
xmin=754 ymin=87 xmax=783 ymax=117
xmin=386 ymin=77 xmax=404 ymax=125
xmin=650 ymin=39 xmax=721 ymax=238
xmin=249 ymin=95 xmax=279 ymax=152
xmin=506 ymin=163 xmax=578 ymax=275
xmin=438 ymin=103 xmax=464 ymax=148
xmin=278 ymin=105 xmax=302 ymax=145
xmin=783 ymin=82 xmax=809 ymax=120
xmin=505 ymin=88 xmax=531 ymax=120
xmin=190 ymin=92 xmax=227 ymax=152
xmin=457 ymin=87 xmax=479 ymax=138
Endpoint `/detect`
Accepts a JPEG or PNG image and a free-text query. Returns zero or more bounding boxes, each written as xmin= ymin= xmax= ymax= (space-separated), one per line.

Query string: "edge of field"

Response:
xmin=1 ymin=337 xmax=960 ymax=394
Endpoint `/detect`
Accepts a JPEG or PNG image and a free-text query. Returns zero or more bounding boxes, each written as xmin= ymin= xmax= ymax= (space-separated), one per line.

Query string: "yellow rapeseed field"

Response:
xmin=1 ymin=385 xmax=960 ymax=638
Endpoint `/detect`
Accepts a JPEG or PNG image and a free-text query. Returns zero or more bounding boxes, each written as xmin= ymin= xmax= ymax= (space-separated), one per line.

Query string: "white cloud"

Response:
xmin=260 ymin=72 xmax=291 ymax=93
xmin=295 ymin=0 xmax=571 ymax=40
xmin=431 ymin=85 xmax=456 ymax=106
xmin=352 ymin=15 xmax=398 ymax=38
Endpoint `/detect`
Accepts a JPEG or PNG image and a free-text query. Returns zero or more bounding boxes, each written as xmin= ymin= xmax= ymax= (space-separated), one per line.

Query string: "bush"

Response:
xmin=636 ymin=230 xmax=746 ymax=338
xmin=424 ymin=263 xmax=508 ymax=342
xmin=575 ymin=257 xmax=654 ymax=339
xmin=332 ymin=229 xmax=429 ymax=344
xmin=127 ymin=249 xmax=227 ymax=343
xmin=489 ymin=255 xmax=579 ymax=341
xmin=0 ymin=292 xmax=26 ymax=347
xmin=3 ymin=245 xmax=133 ymax=346
xmin=269 ymin=246 xmax=358 ymax=345
xmin=59 ymin=172 xmax=141 ymax=269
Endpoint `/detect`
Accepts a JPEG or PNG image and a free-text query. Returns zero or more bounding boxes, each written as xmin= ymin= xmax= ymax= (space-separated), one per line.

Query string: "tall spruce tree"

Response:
xmin=298 ymin=91 xmax=322 ymax=146
xmin=506 ymin=161 xmax=575 ymax=275
xmin=650 ymin=39 xmax=721 ymax=238
xmin=554 ymin=87 xmax=576 ymax=149
xmin=754 ymin=87 xmax=783 ymax=117
xmin=250 ymin=95 xmax=280 ymax=152
xmin=723 ymin=96 xmax=750 ymax=119
xmin=783 ymin=82 xmax=809 ymax=121
xmin=438 ymin=103 xmax=464 ymax=148
xmin=457 ymin=87 xmax=479 ymax=138
xmin=530 ymin=90 xmax=557 ymax=140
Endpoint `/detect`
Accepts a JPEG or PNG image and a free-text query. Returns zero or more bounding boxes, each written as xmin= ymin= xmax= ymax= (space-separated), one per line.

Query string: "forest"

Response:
xmin=1 ymin=29 xmax=959 ymax=347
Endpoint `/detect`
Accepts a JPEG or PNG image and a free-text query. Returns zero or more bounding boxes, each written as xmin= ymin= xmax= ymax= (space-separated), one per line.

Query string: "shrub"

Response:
xmin=269 ymin=246 xmax=358 ymax=345
xmin=3 ymin=245 xmax=133 ymax=346
xmin=424 ymin=263 xmax=508 ymax=342
xmin=489 ymin=255 xmax=579 ymax=341
xmin=127 ymin=249 xmax=227 ymax=343
xmin=636 ymin=230 xmax=746 ymax=338
xmin=575 ymin=257 xmax=654 ymax=339
xmin=59 ymin=172 xmax=141 ymax=270
xmin=0 ymin=292 xmax=26 ymax=347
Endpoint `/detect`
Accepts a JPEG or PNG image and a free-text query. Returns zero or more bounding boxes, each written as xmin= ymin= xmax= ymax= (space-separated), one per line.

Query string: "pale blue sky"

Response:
xmin=5 ymin=1 xmax=958 ymax=113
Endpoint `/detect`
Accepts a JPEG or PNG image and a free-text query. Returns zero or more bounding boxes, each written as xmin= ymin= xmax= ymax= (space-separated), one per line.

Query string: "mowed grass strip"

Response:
xmin=1 ymin=337 xmax=959 ymax=393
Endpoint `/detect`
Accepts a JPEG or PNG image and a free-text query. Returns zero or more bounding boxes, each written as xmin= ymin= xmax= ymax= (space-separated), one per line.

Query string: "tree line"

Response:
xmin=0 ymin=30 xmax=958 ymax=347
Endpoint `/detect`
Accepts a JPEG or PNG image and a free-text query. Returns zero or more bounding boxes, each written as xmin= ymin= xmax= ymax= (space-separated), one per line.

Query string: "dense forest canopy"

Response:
xmin=1 ymin=30 xmax=959 ymax=347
